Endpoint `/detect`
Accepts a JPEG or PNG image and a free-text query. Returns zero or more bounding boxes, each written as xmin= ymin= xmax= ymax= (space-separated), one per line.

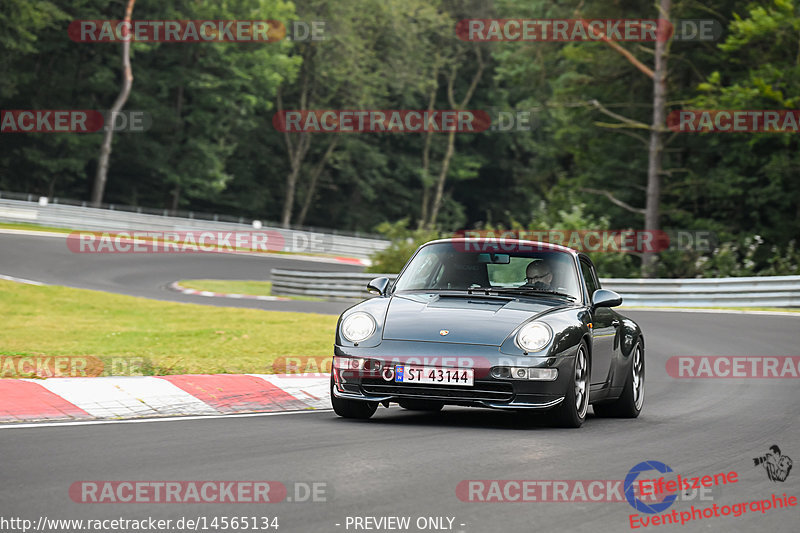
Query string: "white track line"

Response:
xmin=0 ymin=274 xmax=47 ymax=285
xmin=0 ymin=408 xmax=333 ymax=430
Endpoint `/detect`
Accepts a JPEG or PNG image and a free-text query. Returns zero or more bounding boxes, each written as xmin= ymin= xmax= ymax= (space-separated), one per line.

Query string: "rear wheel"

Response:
xmin=593 ymin=342 xmax=644 ymax=418
xmin=330 ymin=378 xmax=378 ymax=419
xmin=398 ymin=399 xmax=444 ymax=412
xmin=549 ymin=341 xmax=589 ymax=428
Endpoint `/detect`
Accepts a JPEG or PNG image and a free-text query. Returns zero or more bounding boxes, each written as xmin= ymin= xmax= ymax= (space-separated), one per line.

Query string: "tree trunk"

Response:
xmin=281 ymin=133 xmax=311 ymax=228
xmin=170 ymin=184 xmax=181 ymax=213
xmin=427 ymin=128 xmax=456 ymax=228
xmin=167 ymin=52 xmax=188 ymax=212
xmin=425 ymin=47 xmax=484 ymax=229
xmin=169 ymin=78 xmax=186 ymax=214
xmin=277 ymin=69 xmax=312 ymax=228
xmin=642 ymin=0 xmax=670 ymax=277
xmin=91 ymin=0 xmax=136 ymax=207
xmin=281 ymin=157 xmax=303 ymax=228
xmin=296 ymin=137 xmax=338 ymax=226
xmin=418 ymin=68 xmax=439 ymax=229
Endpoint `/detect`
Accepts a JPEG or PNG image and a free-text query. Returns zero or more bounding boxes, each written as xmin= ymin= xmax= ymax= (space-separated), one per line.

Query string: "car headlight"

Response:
xmin=516 ymin=322 xmax=552 ymax=353
xmin=341 ymin=312 xmax=376 ymax=343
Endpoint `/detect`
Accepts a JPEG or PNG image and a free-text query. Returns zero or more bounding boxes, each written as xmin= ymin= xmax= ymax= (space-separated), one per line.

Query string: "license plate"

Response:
xmin=395 ymin=365 xmax=474 ymax=386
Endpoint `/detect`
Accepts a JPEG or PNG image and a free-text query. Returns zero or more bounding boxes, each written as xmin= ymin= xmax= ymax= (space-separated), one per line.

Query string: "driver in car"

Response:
xmin=523 ymin=259 xmax=554 ymax=289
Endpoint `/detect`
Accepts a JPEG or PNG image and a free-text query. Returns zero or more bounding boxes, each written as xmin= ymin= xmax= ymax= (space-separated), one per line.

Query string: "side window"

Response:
xmin=579 ymin=259 xmax=599 ymax=299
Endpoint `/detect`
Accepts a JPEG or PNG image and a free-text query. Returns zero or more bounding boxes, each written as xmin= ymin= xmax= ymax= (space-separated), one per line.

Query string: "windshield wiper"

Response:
xmin=487 ymin=286 xmax=577 ymax=301
xmin=436 ymin=288 xmax=512 ymax=300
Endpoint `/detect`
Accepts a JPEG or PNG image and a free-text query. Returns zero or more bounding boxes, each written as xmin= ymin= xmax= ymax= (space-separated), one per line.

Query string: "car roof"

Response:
xmin=423 ymin=237 xmax=580 ymax=257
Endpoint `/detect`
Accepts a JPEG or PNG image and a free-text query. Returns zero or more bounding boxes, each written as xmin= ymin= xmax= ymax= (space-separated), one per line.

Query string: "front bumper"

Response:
xmin=332 ymin=340 xmax=577 ymax=411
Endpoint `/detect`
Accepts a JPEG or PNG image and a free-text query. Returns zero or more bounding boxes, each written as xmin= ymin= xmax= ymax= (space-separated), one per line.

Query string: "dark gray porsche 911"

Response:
xmin=331 ymin=238 xmax=644 ymax=427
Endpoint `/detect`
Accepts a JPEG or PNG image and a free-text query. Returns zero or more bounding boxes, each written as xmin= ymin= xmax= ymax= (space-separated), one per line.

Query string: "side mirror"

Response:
xmin=367 ymin=277 xmax=390 ymax=296
xmin=591 ymin=288 xmax=622 ymax=310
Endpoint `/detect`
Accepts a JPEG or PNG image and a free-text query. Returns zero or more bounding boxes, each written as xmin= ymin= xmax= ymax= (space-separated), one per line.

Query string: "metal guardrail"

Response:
xmin=271 ymin=270 xmax=396 ymax=300
xmin=5 ymin=190 xmax=794 ymax=305
xmin=601 ymin=276 xmax=800 ymax=307
xmin=0 ymin=197 xmax=389 ymax=259
xmin=271 ymin=270 xmax=800 ymax=307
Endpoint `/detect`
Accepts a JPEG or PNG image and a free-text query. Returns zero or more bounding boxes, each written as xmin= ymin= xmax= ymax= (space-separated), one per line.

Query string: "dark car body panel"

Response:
xmin=382 ymin=293 xmax=560 ymax=345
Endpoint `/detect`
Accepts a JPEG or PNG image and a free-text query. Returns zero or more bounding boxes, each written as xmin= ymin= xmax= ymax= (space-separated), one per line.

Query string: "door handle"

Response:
xmin=611 ymin=319 xmax=621 ymax=327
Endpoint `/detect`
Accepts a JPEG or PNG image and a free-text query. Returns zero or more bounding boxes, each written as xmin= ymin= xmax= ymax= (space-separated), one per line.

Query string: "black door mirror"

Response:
xmin=591 ymin=288 xmax=622 ymax=309
xmin=367 ymin=277 xmax=390 ymax=296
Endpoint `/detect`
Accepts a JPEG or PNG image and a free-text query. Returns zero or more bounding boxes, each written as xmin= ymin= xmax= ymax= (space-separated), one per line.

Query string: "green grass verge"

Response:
xmin=178 ymin=279 xmax=321 ymax=301
xmin=0 ymin=280 xmax=335 ymax=376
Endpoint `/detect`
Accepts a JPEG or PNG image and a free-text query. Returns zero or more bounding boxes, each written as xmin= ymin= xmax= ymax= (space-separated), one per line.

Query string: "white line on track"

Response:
xmin=0 ymin=408 xmax=334 ymax=430
xmin=0 ymin=274 xmax=47 ymax=285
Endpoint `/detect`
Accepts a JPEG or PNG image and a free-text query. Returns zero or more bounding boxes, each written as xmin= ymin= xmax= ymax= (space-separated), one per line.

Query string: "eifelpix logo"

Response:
xmin=753 ymin=445 xmax=793 ymax=482
xmin=625 ymin=461 xmax=678 ymax=514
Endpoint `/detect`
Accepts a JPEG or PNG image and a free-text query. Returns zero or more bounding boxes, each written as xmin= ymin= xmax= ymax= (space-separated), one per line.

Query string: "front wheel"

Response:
xmin=549 ymin=341 xmax=590 ymax=428
xmin=330 ymin=378 xmax=378 ymax=419
xmin=593 ymin=342 xmax=644 ymax=418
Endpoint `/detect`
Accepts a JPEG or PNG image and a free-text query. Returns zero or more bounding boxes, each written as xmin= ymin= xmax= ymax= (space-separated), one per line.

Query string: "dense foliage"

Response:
xmin=1 ymin=0 xmax=798 ymax=276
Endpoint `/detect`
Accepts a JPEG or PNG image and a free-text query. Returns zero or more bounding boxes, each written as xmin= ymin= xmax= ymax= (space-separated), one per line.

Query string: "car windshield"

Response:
xmin=393 ymin=242 xmax=582 ymax=301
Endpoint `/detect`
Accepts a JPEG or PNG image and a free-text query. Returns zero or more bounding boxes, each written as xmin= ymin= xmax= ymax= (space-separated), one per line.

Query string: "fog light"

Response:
xmin=333 ymin=357 xmax=366 ymax=370
xmin=491 ymin=367 xmax=511 ymax=379
xmin=494 ymin=366 xmax=559 ymax=381
xmin=528 ymin=368 xmax=558 ymax=381
xmin=364 ymin=359 xmax=381 ymax=371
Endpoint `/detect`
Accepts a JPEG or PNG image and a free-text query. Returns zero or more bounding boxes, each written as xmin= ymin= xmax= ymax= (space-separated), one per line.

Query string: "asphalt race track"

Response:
xmin=0 ymin=232 xmax=358 ymax=314
xmin=1 ymin=232 xmax=798 ymax=532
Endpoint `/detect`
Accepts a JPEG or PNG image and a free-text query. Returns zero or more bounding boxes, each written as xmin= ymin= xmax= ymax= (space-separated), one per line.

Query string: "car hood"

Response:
xmin=382 ymin=292 xmax=568 ymax=345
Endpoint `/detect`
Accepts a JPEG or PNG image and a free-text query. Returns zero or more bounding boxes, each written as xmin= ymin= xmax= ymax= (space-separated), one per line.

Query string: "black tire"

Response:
xmin=330 ymin=378 xmax=378 ymax=419
xmin=398 ymin=399 xmax=444 ymax=412
xmin=549 ymin=341 xmax=590 ymax=428
xmin=593 ymin=342 xmax=644 ymax=418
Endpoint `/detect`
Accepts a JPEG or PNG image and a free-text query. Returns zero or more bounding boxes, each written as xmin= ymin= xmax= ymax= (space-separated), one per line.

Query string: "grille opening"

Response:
xmin=360 ymin=381 xmax=513 ymax=401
